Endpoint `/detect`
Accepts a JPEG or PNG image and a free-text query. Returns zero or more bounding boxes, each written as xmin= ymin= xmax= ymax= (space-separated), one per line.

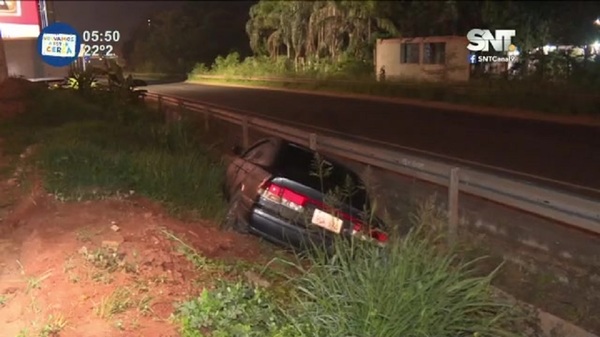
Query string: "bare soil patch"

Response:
xmin=0 ymin=144 xmax=267 ymax=337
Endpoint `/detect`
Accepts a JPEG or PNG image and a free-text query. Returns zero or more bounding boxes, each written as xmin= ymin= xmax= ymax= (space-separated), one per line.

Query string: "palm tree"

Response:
xmin=305 ymin=1 xmax=397 ymax=61
xmin=246 ymin=1 xmax=398 ymax=68
xmin=246 ymin=1 xmax=282 ymax=57
xmin=288 ymin=1 xmax=313 ymax=69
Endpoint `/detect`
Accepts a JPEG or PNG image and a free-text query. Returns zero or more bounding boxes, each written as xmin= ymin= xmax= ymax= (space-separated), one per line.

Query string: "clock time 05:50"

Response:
xmin=82 ymin=30 xmax=121 ymax=43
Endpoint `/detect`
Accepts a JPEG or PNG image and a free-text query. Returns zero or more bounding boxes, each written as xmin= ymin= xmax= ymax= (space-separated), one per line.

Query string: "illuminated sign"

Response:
xmin=41 ymin=33 xmax=77 ymax=58
xmin=37 ymin=22 xmax=81 ymax=67
xmin=0 ymin=0 xmax=41 ymax=39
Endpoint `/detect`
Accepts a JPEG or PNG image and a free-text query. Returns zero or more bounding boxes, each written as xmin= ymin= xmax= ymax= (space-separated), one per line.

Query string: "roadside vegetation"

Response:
xmin=0 ymin=71 xmax=539 ymax=336
xmin=177 ymin=231 xmax=536 ymax=337
xmin=188 ymin=52 xmax=600 ymax=116
xmin=2 ymin=69 xmax=226 ymax=220
xmin=123 ymin=1 xmax=600 ymax=116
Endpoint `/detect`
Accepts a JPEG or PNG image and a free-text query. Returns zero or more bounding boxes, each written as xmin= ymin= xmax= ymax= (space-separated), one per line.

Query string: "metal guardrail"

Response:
xmin=144 ymin=92 xmax=600 ymax=237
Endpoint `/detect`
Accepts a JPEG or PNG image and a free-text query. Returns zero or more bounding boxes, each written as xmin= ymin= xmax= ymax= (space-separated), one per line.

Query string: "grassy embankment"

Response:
xmin=187 ymin=52 xmax=600 ymax=117
xmin=0 ymin=81 xmax=537 ymax=337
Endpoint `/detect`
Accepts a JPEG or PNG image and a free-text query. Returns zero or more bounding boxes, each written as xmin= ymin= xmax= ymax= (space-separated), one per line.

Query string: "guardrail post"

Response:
xmin=448 ymin=167 xmax=460 ymax=246
xmin=242 ymin=116 xmax=249 ymax=148
xmin=204 ymin=109 xmax=210 ymax=132
xmin=157 ymin=95 xmax=163 ymax=114
xmin=177 ymin=101 xmax=184 ymax=121
xmin=309 ymin=133 xmax=318 ymax=151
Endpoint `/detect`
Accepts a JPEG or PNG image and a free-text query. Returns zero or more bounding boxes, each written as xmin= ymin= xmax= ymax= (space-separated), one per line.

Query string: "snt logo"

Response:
xmin=467 ymin=29 xmax=516 ymax=52
xmin=469 ymin=53 xmax=518 ymax=64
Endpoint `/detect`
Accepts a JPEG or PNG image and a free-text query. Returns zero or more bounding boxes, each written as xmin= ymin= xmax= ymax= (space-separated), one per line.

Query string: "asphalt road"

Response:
xmin=148 ymin=82 xmax=600 ymax=195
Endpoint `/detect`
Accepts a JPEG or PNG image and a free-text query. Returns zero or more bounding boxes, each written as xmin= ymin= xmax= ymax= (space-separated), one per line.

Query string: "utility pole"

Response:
xmin=0 ymin=31 xmax=8 ymax=83
xmin=38 ymin=0 xmax=56 ymax=28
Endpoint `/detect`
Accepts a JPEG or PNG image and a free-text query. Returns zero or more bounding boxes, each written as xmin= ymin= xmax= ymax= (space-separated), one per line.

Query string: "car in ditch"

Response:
xmin=222 ymin=137 xmax=388 ymax=251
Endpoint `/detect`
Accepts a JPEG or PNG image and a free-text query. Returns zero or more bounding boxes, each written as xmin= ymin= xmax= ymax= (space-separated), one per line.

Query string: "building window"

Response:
xmin=423 ymin=42 xmax=446 ymax=64
xmin=400 ymin=43 xmax=420 ymax=64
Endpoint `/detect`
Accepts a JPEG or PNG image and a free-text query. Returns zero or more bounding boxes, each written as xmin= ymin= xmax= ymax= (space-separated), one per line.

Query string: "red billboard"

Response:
xmin=0 ymin=0 xmax=41 ymax=39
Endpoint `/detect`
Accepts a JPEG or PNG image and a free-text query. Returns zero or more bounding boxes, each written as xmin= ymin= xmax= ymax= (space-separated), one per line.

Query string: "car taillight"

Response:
xmin=350 ymin=221 xmax=389 ymax=245
xmin=259 ymin=180 xmax=388 ymax=244
xmin=260 ymin=181 xmax=309 ymax=212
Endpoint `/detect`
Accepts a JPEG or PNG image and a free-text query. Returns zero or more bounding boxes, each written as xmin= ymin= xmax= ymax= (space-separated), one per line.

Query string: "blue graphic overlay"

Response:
xmin=469 ymin=53 xmax=478 ymax=64
xmin=37 ymin=22 xmax=81 ymax=67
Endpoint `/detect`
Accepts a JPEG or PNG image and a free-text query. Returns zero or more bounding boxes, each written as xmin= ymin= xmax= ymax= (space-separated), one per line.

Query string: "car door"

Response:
xmin=231 ymin=139 xmax=281 ymax=218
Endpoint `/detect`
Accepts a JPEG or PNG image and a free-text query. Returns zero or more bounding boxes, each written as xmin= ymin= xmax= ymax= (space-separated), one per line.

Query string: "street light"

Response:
xmin=594 ymin=18 xmax=600 ymax=26
xmin=592 ymin=41 xmax=600 ymax=54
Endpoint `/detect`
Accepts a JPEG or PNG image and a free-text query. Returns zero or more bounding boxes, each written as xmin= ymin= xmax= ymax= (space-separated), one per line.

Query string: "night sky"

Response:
xmin=52 ymin=1 xmax=187 ymax=40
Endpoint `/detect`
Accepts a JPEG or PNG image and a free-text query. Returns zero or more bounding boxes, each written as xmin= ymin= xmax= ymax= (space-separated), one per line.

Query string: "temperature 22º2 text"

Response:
xmin=82 ymin=44 xmax=114 ymax=57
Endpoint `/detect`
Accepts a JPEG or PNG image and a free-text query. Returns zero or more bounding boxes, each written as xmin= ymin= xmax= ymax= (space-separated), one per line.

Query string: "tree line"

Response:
xmin=122 ymin=0 xmax=600 ymax=74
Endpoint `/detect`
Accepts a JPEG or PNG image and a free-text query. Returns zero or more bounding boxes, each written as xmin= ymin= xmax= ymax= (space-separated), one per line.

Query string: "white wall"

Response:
xmin=4 ymin=38 xmax=69 ymax=79
xmin=375 ymin=36 xmax=470 ymax=82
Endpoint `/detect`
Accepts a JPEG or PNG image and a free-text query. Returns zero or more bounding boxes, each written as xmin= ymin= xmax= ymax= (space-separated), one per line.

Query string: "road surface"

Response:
xmin=148 ymin=82 xmax=600 ymax=195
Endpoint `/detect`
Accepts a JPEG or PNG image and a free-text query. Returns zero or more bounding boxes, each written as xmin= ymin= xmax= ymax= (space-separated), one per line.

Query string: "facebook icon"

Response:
xmin=469 ymin=54 xmax=477 ymax=64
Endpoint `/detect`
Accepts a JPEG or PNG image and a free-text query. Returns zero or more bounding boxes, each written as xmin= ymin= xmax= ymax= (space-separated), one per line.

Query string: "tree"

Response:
xmin=546 ymin=1 xmax=600 ymax=46
xmin=125 ymin=1 xmax=254 ymax=73
xmin=480 ymin=0 xmax=551 ymax=52
xmin=387 ymin=1 xmax=458 ymax=37
xmin=246 ymin=0 xmax=398 ymax=65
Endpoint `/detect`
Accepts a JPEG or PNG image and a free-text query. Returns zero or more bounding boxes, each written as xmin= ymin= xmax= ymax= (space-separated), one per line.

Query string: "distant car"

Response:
xmin=223 ymin=137 xmax=388 ymax=251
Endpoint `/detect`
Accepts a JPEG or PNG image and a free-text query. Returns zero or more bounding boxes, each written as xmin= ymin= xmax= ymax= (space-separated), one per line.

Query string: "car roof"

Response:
xmin=261 ymin=137 xmax=328 ymax=160
xmin=260 ymin=137 xmax=354 ymax=174
xmin=261 ymin=137 xmax=306 ymax=150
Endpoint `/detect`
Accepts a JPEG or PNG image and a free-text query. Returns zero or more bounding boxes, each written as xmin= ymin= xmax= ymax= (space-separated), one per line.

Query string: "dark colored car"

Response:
xmin=222 ymin=137 xmax=388 ymax=250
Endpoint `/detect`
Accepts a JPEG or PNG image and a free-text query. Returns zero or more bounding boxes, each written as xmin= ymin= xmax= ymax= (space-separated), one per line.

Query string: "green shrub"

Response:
xmin=189 ymin=52 xmax=375 ymax=80
xmin=189 ymin=63 xmax=210 ymax=77
xmin=212 ymin=52 xmax=244 ymax=76
xmin=176 ymin=281 xmax=295 ymax=337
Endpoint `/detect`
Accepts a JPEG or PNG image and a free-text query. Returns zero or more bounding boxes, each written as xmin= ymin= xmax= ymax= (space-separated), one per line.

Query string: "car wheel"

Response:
xmin=223 ymin=191 xmax=249 ymax=234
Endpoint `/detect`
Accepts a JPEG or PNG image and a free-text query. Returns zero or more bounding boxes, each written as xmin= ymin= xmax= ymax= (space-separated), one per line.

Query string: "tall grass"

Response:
xmin=291 ymin=192 xmax=522 ymax=336
xmin=1 ymin=89 xmax=226 ymax=220
xmin=177 ymin=202 xmax=532 ymax=337
xmin=37 ymin=119 xmax=226 ymax=219
xmin=283 ymin=229 xmax=522 ymax=337
xmin=276 ymin=198 xmax=526 ymax=337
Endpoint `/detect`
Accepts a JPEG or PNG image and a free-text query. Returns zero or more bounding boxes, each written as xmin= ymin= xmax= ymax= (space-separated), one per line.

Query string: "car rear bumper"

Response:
xmin=249 ymin=208 xmax=306 ymax=247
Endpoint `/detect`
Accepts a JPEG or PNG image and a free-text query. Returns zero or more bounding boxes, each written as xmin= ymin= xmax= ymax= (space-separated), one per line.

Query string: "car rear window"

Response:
xmin=274 ymin=143 xmax=369 ymax=210
xmin=242 ymin=139 xmax=280 ymax=167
